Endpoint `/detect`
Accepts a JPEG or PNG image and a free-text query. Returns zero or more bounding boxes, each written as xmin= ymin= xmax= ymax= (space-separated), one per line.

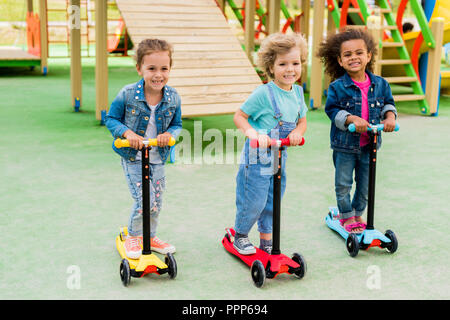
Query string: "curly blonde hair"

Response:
xmin=135 ymin=38 xmax=174 ymax=67
xmin=257 ymin=32 xmax=308 ymax=80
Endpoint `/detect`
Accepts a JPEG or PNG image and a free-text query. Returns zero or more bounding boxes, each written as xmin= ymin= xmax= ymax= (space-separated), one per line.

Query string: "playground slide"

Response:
xmin=108 ymin=18 xmax=133 ymax=54
xmin=382 ymin=0 xmax=450 ymax=93
xmin=114 ymin=0 xmax=262 ymax=117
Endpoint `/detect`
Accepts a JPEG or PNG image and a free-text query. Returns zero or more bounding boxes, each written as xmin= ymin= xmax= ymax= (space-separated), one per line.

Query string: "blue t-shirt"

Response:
xmin=240 ymin=81 xmax=308 ymax=134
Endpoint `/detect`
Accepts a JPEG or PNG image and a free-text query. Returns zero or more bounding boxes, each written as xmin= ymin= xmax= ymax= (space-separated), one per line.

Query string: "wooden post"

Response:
xmin=267 ymin=0 xmax=281 ymax=34
xmin=324 ymin=9 xmax=337 ymax=90
xmin=244 ymin=0 xmax=256 ymax=63
xmin=70 ymin=0 xmax=82 ymax=111
xmin=38 ymin=0 xmax=48 ymax=74
xmin=27 ymin=0 xmax=33 ymax=12
xmin=95 ymin=0 xmax=108 ymax=123
xmin=309 ymin=0 xmax=324 ymax=109
xmin=367 ymin=14 xmax=382 ymax=76
xmin=300 ymin=0 xmax=310 ymax=88
xmin=425 ymin=17 xmax=444 ymax=115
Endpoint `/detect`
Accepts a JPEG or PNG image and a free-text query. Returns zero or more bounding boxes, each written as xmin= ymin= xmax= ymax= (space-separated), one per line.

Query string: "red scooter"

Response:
xmin=222 ymin=137 xmax=307 ymax=287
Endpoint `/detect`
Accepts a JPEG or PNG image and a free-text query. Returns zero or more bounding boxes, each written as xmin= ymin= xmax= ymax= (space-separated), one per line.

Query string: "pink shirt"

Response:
xmin=352 ymin=74 xmax=371 ymax=147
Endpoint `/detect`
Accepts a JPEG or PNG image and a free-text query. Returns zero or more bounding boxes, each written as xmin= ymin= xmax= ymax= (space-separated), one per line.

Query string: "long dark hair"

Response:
xmin=316 ymin=27 xmax=378 ymax=81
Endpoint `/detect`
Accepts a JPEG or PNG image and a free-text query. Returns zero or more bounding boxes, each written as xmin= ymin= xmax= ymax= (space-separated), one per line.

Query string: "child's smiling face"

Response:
xmin=136 ymin=51 xmax=171 ymax=94
xmin=338 ymin=39 xmax=372 ymax=80
xmin=270 ymin=47 xmax=302 ymax=91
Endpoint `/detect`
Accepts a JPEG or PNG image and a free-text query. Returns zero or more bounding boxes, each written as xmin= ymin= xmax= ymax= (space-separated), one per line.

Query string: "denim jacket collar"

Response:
xmin=342 ymin=71 xmax=377 ymax=88
xmin=134 ymin=78 xmax=171 ymax=105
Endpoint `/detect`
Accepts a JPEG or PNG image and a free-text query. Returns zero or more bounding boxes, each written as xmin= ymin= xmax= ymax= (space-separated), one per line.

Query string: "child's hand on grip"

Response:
xmin=123 ymin=130 xmax=144 ymax=150
xmin=257 ymin=134 xmax=272 ymax=149
xmin=287 ymin=130 xmax=304 ymax=146
xmin=348 ymin=116 xmax=369 ymax=133
xmin=381 ymin=112 xmax=396 ymax=132
xmin=157 ymin=132 xmax=173 ymax=147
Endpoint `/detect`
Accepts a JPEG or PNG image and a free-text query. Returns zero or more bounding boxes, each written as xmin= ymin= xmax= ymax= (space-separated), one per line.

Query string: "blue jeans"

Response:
xmin=333 ymin=146 xmax=370 ymax=220
xmin=234 ymin=139 xmax=287 ymax=235
xmin=121 ymin=158 xmax=165 ymax=237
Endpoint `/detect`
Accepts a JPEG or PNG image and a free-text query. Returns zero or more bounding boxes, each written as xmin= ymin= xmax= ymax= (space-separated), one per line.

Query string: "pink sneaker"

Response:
xmin=124 ymin=236 xmax=142 ymax=259
xmin=150 ymin=237 xmax=176 ymax=254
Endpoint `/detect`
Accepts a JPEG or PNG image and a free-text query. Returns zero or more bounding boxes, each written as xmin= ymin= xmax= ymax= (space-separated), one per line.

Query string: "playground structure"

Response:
xmin=0 ymin=0 xmax=46 ymax=73
xmin=1 ymin=1 xmax=447 ymax=120
xmin=71 ymin=0 xmax=313 ymax=122
xmin=322 ymin=0 xmax=447 ymax=115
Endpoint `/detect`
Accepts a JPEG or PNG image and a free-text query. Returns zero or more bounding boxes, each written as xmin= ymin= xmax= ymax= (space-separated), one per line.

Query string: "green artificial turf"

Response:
xmin=0 ymin=55 xmax=449 ymax=300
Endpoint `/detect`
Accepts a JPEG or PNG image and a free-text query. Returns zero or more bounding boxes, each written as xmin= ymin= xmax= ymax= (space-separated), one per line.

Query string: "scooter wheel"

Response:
xmin=251 ymin=260 xmax=266 ymax=288
xmin=120 ymin=259 xmax=131 ymax=287
xmin=384 ymin=230 xmax=398 ymax=253
xmin=346 ymin=233 xmax=360 ymax=257
xmin=291 ymin=253 xmax=307 ymax=279
xmin=165 ymin=253 xmax=177 ymax=279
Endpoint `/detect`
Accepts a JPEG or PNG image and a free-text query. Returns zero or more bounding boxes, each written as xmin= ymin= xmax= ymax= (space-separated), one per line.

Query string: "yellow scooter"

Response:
xmin=114 ymin=137 xmax=177 ymax=286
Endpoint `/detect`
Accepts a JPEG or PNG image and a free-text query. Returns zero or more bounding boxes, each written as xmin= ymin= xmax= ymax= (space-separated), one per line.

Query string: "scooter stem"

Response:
xmin=142 ymin=146 xmax=152 ymax=255
xmin=272 ymin=146 xmax=284 ymax=255
xmin=366 ymin=131 xmax=378 ymax=230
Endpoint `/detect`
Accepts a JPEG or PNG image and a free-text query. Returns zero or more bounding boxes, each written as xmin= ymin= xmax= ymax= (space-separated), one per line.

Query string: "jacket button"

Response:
xmin=144 ymin=116 xmax=149 ymax=120
xmin=135 ymin=96 xmax=138 ymax=100
xmin=131 ymin=109 xmax=136 ymax=114
xmin=158 ymin=117 xmax=161 ymax=120
xmin=130 ymin=158 xmax=135 ymax=161
xmin=371 ymin=104 xmax=375 ymax=108
xmin=139 ymin=130 xmax=144 ymax=134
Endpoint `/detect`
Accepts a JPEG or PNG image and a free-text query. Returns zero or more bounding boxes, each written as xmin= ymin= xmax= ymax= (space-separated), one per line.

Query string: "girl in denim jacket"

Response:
xmin=317 ymin=28 xmax=397 ymax=233
xmin=105 ymin=39 xmax=182 ymax=259
xmin=232 ymin=33 xmax=308 ymax=255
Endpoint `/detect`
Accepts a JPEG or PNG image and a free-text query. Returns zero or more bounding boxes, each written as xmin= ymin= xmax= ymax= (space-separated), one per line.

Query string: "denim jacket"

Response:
xmin=325 ymin=71 xmax=397 ymax=153
xmin=105 ymin=78 xmax=182 ymax=162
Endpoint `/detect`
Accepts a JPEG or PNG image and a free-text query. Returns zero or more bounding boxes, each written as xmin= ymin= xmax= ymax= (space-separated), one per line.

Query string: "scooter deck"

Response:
xmin=325 ymin=208 xmax=391 ymax=247
xmin=116 ymin=227 xmax=168 ymax=274
xmin=222 ymin=228 xmax=300 ymax=277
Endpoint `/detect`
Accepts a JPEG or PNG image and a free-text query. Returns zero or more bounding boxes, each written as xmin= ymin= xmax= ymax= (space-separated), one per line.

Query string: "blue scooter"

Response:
xmin=326 ymin=123 xmax=399 ymax=257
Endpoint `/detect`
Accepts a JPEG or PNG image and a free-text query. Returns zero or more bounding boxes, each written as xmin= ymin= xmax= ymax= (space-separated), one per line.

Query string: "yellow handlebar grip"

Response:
xmin=114 ymin=137 xmax=176 ymax=149
xmin=168 ymin=137 xmax=176 ymax=146
xmin=114 ymin=138 xmax=130 ymax=148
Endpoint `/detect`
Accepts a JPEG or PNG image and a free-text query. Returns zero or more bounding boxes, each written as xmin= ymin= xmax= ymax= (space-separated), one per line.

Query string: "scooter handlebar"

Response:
xmin=114 ymin=137 xmax=176 ymax=149
xmin=249 ymin=137 xmax=305 ymax=148
xmin=348 ymin=123 xmax=399 ymax=133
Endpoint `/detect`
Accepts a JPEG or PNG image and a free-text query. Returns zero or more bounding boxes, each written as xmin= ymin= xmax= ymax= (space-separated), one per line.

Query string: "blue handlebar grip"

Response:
xmin=348 ymin=123 xmax=399 ymax=132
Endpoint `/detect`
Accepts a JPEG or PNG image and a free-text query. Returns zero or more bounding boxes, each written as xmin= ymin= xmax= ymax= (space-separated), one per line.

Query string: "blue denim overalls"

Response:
xmin=234 ymin=84 xmax=302 ymax=235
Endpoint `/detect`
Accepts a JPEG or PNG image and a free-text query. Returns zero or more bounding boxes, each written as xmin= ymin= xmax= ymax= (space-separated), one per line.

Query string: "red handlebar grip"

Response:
xmin=249 ymin=137 xmax=305 ymax=148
